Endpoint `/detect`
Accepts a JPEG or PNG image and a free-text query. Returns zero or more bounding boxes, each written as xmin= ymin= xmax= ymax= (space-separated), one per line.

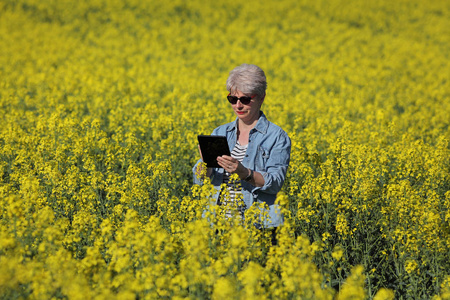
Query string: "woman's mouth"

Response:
xmin=236 ymin=111 xmax=246 ymax=115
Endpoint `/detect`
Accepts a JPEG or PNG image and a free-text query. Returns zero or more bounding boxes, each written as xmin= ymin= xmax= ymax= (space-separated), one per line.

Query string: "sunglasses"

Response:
xmin=227 ymin=93 xmax=256 ymax=105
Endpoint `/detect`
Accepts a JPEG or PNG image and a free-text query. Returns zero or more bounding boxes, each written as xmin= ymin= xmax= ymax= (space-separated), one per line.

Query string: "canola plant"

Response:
xmin=0 ymin=0 xmax=449 ymax=299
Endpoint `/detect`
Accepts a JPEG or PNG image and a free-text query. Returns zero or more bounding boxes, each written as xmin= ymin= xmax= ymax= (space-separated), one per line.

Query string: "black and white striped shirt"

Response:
xmin=221 ymin=141 xmax=248 ymax=218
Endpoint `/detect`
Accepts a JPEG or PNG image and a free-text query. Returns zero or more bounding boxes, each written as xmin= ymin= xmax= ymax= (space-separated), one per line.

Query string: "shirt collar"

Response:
xmin=226 ymin=111 xmax=269 ymax=134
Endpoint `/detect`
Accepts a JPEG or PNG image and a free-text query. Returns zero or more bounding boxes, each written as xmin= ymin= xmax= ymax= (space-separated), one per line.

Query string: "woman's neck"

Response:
xmin=238 ymin=120 xmax=257 ymax=132
xmin=237 ymin=115 xmax=259 ymax=145
xmin=238 ymin=111 xmax=261 ymax=132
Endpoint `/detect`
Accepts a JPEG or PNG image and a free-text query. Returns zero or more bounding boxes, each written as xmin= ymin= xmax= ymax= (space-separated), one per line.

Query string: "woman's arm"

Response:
xmin=254 ymin=131 xmax=291 ymax=195
xmin=247 ymin=169 xmax=265 ymax=187
xmin=216 ymin=155 xmax=265 ymax=187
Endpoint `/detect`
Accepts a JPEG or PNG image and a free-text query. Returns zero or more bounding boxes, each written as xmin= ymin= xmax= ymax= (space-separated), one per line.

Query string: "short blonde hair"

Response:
xmin=226 ymin=64 xmax=267 ymax=97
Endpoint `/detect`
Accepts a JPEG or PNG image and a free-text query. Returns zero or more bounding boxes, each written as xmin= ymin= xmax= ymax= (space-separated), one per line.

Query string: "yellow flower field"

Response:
xmin=0 ymin=0 xmax=449 ymax=298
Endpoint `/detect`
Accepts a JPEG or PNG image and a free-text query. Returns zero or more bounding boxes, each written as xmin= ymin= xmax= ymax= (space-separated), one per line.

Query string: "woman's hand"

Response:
xmin=216 ymin=155 xmax=248 ymax=179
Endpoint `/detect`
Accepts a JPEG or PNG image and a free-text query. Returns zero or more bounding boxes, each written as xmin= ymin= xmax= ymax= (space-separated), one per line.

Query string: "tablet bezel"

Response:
xmin=197 ymin=135 xmax=231 ymax=168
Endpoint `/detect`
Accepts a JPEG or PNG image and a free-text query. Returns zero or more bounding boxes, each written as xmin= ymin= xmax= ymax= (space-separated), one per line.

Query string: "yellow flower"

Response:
xmin=373 ymin=288 xmax=395 ymax=300
xmin=405 ymin=260 xmax=419 ymax=274
xmin=337 ymin=265 xmax=366 ymax=300
xmin=332 ymin=244 xmax=344 ymax=261
xmin=212 ymin=277 xmax=237 ymax=300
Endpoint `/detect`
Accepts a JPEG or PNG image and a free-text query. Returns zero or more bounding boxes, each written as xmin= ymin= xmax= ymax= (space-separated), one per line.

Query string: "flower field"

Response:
xmin=1 ymin=0 xmax=449 ymax=298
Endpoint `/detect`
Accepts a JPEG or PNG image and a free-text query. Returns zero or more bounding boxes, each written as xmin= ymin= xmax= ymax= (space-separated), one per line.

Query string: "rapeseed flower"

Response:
xmin=0 ymin=0 xmax=449 ymax=298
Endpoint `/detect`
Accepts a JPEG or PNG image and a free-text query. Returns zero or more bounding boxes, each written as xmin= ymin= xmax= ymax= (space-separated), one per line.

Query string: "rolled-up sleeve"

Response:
xmin=252 ymin=131 xmax=291 ymax=195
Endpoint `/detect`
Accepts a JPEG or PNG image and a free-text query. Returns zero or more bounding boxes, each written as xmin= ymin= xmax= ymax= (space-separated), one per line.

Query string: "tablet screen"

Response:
xmin=197 ymin=135 xmax=231 ymax=168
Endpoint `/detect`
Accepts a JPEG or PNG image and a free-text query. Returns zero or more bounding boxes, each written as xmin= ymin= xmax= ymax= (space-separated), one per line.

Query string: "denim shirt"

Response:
xmin=193 ymin=112 xmax=291 ymax=228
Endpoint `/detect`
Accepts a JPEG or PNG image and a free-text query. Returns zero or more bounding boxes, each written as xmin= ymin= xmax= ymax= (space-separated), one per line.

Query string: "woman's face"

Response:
xmin=229 ymin=90 xmax=263 ymax=124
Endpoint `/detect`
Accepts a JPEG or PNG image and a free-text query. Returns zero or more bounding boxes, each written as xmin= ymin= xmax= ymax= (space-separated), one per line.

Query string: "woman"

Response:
xmin=193 ymin=64 xmax=291 ymax=234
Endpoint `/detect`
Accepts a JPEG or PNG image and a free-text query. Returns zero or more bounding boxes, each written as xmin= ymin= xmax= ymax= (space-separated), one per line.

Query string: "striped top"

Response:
xmin=221 ymin=141 xmax=248 ymax=219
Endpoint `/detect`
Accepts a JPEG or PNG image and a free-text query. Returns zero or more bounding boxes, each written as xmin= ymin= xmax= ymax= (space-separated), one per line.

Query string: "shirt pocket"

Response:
xmin=255 ymin=146 xmax=270 ymax=171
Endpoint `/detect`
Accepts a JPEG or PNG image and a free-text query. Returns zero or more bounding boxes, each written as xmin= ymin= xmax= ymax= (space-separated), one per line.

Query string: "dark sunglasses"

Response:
xmin=227 ymin=93 xmax=256 ymax=105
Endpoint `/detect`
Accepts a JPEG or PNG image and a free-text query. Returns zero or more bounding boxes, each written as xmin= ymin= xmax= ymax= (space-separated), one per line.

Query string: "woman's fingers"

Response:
xmin=216 ymin=156 xmax=229 ymax=169
xmin=217 ymin=156 xmax=240 ymax=173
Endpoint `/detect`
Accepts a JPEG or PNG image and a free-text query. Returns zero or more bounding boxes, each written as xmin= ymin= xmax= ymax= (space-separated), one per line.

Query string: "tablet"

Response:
xmin=198 ymin=135 xmax=231 ymax=168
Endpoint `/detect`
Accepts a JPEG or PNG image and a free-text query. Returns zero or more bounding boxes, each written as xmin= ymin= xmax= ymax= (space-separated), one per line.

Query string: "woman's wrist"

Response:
xmin=244 ymin=169 xmax=253 ymax=182
xmin=238 ymin=167 xmax=252 ymax=181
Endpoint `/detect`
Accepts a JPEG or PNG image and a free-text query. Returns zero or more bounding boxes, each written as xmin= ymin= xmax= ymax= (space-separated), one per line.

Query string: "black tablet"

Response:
xmin=197 ymin=135 xmax=231 ymax=168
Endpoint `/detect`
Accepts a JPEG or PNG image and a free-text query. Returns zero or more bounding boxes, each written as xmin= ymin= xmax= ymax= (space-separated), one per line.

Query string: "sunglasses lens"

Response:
xmin=239 ymin=97 xmax=252 ymax=104
xmin=227 ymin=95 xmax=252 ymax=104
xmin=227 ymin=96 xmax=238 ymax=104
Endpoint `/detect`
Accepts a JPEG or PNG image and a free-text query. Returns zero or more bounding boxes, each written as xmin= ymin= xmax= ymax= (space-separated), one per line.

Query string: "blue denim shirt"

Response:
xmin=193 ymin=112 xmax=291 ymax=228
